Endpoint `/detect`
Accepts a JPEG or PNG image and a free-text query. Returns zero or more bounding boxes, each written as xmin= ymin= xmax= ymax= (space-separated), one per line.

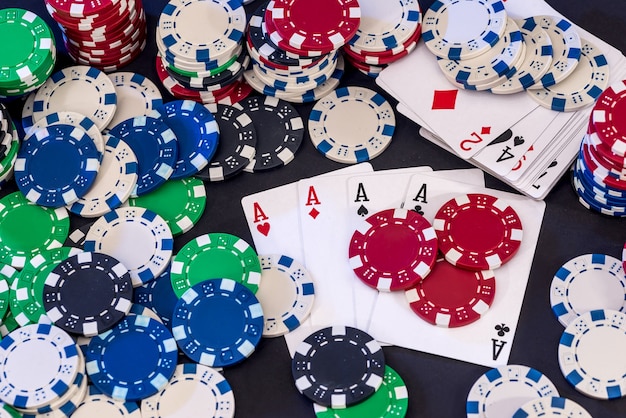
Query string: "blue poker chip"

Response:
xmin=108 ymin=116 xmax=178 ymax=196
xmin=133 ymin=267 xmax=178 ymax=327
xmin=171 ymin=278 xmax=264 ymax=367
xmin=85 ymin=314 xmax=178 ymax=401
xmin=14 ymin=124 xmax=100 ymax=207
xmin=151 ymin=100 xmax=219 ymax=179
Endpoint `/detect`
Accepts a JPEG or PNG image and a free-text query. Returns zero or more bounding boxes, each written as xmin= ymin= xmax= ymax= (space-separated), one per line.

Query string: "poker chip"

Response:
xmin=0 ymin=8 xmax=57 ymax=98
xmin=14 ymin=246 xmax=83 ymax=325
xmin=466 ymin=364 xmax=560 ymax=417
xmin=527 ymin=16 xmax=581 ymax=89
xmin=422 ymin=0 xmax=507 ymax=60
xmin=266 ymin=0 xmax=361 ymax=55
xmin=133 ymin=267 xmax=178 ymax=327
xmin=172 ymin=278 xmax=264 ymax=367
xmin=235 ymin=96 xmax=304 ymax=172
xmin=592 ymin=79 xmax=626 ymax=156
xmin=512 ymin=396 xmax=592 ymax=418
xmin=292 ymin=325 xmax=385 ymax=408
xmin=527 ymin=38 xmax=608 ymax=112
xmin=86 ymin=314 xmax=178 ymax=401
xmin=170 ymin=232 xmax=262 ymax=297
xmin=309 ymin=86 xmax=396 ymax=163
xmin=83 ymin=206 xmax=174 ymax=287
xmin=107 ymin=116 xmax=178 ymax=197
xmin=150 ymin=100 xmax=219 ymax=179
xmin=550 ymin=253 xmax=626 ymax=327
xmin=72 ymin=385 xmax=142 ymax=417
xmin=32 ymin=65 xmax=118 ymax=131
xmin=14 ymin=124 xmax=101 ymax=208
xmin=255 ymin=254 xmax=314 ymax=337
xmin=106 ymin=72 xmax=164 ymax=130
xmin=437 ymin=18 xmax=524 ymax=90
xmin=43 ymin=252 xmax=133 ymax=336
xmin=68 ymin=133 xmax=139 ymax=218
xmin=0 ymin=191 xmax=69 ymax=270
xmin=559 ymin=309 xmax=626 ymax=399
xmin=279 ymin=55 xmax=346 ymax=103
xmin=165 ymin=51 xmax=249 ymax=93
xmin=0 ymin=403 xmax=20 ymax=418
xmin=140 ymin=363 xmax=235 ymax=418
xmin=490 ymin=17 xmax=554 ymax=94
xmin=433 ymin=193 xmax=523 ymax=271
xmin=406 ymin=258 xmax=496 ymax=327
xmin=195 ymin=104 xmax=257 ymax=181
xmin=344 ymin=24 xmax=421 ymax=67
xmin=0 ymin=323 xmax=81 ymax=410
xmin=313 ymin=365 xmax=408 ymax=418
xmin=126 ymin=177 xmax=207 ymax=236
xmin=349 ymin=208 xmax=438 ymax=291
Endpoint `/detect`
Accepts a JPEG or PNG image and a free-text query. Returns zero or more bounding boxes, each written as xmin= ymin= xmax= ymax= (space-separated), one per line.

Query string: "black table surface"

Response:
xmin=4 ymin=0 xmax=626 ymax=417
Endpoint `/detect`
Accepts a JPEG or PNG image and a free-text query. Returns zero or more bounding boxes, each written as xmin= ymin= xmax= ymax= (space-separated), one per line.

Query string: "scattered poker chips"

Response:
xmin=45 ymin=0 xmax=147 ymax=71
xmin=255 ymin=254 xmax=315 ymax=337
xmin=349 ymin=208 xmax=438 ymax=291
xmin=140 ymin=363 xmax=235 ymax=417
xmin=313 ymin=365 xmax=408 ymax=418
xmin=170 ymin=232 xmax=262 ymax=297
xmin=308 ymin=86 xmax=396 ymax=164
xmin=0 ymin=8 xmax=57 ymax=98
xmin=466 ymin=364 xmax=560 ymax=417
xmin=85 ymin=314 xmax=178 ymax=401
xmin=43 ymin=252 xmax=134 ymax=336
xmin=433 ymin=193 xmax=523 ymax=270
xmin=171 ymin=278 xmax=264 ymax=367
xmin=405 ymin=258 xmax=496 ymax=327
xmin=550 ymin=253 xmax=626 ymax=327
xmin=84 ymin=206 xmax=174 ymax=287
xmin=292 ymin=325 xmax=385 ymax=408
xmin=235 ymin=95 xmax=304 ymax=172
xmin=512 ymin=397 xmax=592 ymax=418
xmin=558 ymin=309 xmax=626 ymax=399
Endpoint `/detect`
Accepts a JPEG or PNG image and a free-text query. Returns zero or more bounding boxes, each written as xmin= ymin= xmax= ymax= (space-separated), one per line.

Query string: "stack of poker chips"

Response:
xmin=155 ymin=0 xmax=252 ymax=105
xmin=343 ymin=0 xmax=423 ymax=78
xmin=571 ymin=79 xmax=626 ymax=216
xmin=45 ymin=0 xmax=147 ymax=72
xmin=422 ymin=1 xmax=608 ymax=112
xmin=0 ymin=8 xmax=56 ymax=98
xmin=244 ymin=0 xmax=359 ymax=102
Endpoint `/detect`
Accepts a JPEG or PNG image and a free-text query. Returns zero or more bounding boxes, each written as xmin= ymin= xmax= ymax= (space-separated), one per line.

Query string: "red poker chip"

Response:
xmin=405 ymin=258 xmax=496 ymax=327
xmin=348 ymin=208 xmax=438 ymax=291
xmin=61 ymin=7 xmax=142 ymax=43
xmin=434 ymin=193 xmax=523 ymax=271
xmin=344 ymin=53 xmax=386 ymax=74
xmin=580 ymin=142 xmax=626 ymax=190
xmin=47 ymin=0 xmax=133 ymax=32
xmin=45 ymin=0 xmax=121 ymax=19
xmin=215 ymin=80 xmax=254 ymax=106
xmin=265 ymin=0 xmax=360 ymax=56
xmin=591 ymin=79 xmax=626 ymax=157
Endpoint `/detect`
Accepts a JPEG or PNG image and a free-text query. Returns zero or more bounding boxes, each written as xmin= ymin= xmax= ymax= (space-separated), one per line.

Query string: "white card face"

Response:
xmin=376 ymin=44 xmax=540 ymax=159
xmin=240 ymin=163 xmax=373 ymax=263
xmin=366 ymin=175 xmax=546 ymax=368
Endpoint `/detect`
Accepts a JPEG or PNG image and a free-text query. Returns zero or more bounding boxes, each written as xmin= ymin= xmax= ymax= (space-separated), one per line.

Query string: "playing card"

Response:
xmin=367 ymin=174 xmax=546 ymax=368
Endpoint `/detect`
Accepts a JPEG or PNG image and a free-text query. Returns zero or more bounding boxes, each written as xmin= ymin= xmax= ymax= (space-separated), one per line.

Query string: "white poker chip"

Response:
xmin=255 ymin=255 xmax=315 ymax=337
xmin=73 ymin=386 xmax=142 ymax=417
xmin=512 ymin=396 xmax=592 ymax=418
xmin=32 ymin=65 xmax=118 ymax=131
xmin=422 ymin=0 xmax=508 ymax=60
xmin=491 ymin=17 xmax=554 ymax=94
xmin=106 ymin=72 xmax=164 ymax=130
xmin=83 ymin=206 xmax=173 ymax=287
xmin=550 ymin=253 xmax=626 ymax=327
xmin=466 ymin=364 xmax=560 ymax=417
xmin=140 ymin=363 xmax=235 ymax=418
xmin=308 ymin=86 xmax=396 ymax=164
xmin=559 ymin=308 xmax=626 ymax=399
xmin=0 ymin=324 xmax=81 ymax=410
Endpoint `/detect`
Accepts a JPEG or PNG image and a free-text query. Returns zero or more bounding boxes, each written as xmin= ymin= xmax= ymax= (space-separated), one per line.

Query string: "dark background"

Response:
xmin=4 ymin=0 xmax=626 ymax=416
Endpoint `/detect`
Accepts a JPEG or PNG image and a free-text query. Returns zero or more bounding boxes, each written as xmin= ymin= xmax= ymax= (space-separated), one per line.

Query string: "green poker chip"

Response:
xmin=170 ymin=232 xmax=262 ymax=297
xmin=15 ymin=246 xmax=83 ymax=324
xmin=0 ymin=401 xmax=21 ymax=418
xmin=0 ymin=191 xmax=70 ymax=269
xmin=127 ymin=178 xmax=207 ymax=236
xmin=313 ymin=366 xmax=409 ymax=418
xmin=0 ymin=263 xmax=18 ymax=323
xmin=0 ymin=309 xmax=19 ymax=337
